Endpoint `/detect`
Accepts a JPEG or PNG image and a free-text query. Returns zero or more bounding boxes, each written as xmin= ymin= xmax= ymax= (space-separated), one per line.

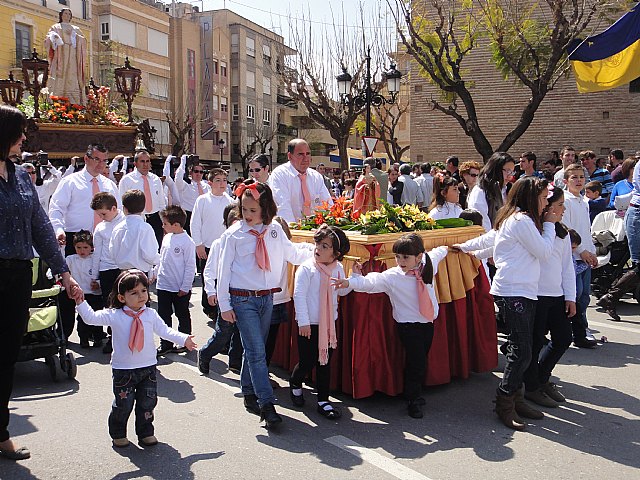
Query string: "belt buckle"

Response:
xmin=251 ymin=290 xmax=259 ymax=297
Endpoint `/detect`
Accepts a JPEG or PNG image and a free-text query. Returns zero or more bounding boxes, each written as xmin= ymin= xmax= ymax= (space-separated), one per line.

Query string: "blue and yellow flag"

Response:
xmin=569 ymin=3 xmax=640 ymax=93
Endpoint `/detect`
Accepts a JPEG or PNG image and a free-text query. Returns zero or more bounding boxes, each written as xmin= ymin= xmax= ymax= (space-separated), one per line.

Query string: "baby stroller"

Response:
xmin=17 ymin=258 xmax=77 ymax=381
xmin=591 ymin=210 xmax=630 ymax=297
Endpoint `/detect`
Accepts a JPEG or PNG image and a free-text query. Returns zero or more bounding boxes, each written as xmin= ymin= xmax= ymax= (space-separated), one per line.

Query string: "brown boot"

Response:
xmin=494 ymin=391 xmax=526 ymax=431
xmin=514 ymin=388 xmax=544 ymax=419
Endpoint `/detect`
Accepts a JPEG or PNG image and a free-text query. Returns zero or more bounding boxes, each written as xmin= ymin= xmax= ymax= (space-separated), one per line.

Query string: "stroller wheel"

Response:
xmin=45 ymin=356 xmax=58 ymax=381
xmin=64 ymin=353 xmax=77 ymax=379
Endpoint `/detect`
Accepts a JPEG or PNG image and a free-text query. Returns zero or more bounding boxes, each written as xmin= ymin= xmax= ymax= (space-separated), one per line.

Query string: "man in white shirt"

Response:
xmin=398 ymin=163 xmax=424 ymax=207
xmin=49 ymin=143 xmax=121 ymax=257
xmin=22 ymin=161 xmax=62 ymax=212
xmin=175 ymin=155 xmax=210 ymax=234
xmin=414 ymin=163 xmax=434 ymax=208
xmin=269 ymin=138 xmax=332 ymax=223
xmin=553 ymin=146 xmax=577 ymax=189
xmin=118 ymin=150 xmax=166 ymax=247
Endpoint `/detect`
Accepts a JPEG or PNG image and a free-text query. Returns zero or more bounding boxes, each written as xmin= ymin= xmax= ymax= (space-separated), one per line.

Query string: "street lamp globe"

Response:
xmin=336 ymin=67 xmax=352 ymax=96
xmin=384 ymin=63 xmax=402 ymax=94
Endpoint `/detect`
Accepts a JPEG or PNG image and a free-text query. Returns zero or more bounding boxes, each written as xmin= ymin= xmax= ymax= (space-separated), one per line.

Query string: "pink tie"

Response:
xmin=298 ymin=172 xmax=311 ymax=216
xmin=91 ymin=177 xmax=100 ymax=229
xmin=142 ymin=174 xmax=152 ymax=213
xmin=123 ymin=307 xmax=145 ymax=352
xmin=314 ymin=260 xmax=338 ymax=365
xmin=197 ymin=181 xmax=204 ymax=196
xmin=407 ymin=267 xmax=435 ymax=320
xmin=249 ymin=229 xmax=271 ymax=271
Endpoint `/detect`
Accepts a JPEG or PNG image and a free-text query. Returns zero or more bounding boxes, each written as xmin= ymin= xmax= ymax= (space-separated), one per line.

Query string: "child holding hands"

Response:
xmin=76 ymin=269 xmax=197 ymax=448
xmin=333 ymin=233 xmax=448 ymax=419
xmin=290 ymin=225 xmax=351 ymax=420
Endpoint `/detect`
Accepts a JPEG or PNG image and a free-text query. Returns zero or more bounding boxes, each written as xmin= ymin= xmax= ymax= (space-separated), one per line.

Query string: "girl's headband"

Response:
xmin=234 ymin=183 xmax=261 ymax=200
xmin=321 ymin=224 xmax=342 ymax=250
xmin=117 ymin=269 xmax=146 ymax=291
xmin=546 ymin=183 xmax=556 ymax=199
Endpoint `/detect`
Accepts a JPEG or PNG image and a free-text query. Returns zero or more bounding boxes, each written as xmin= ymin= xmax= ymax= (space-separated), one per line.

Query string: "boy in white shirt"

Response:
xmin=156 ymin=206 xmax=197 ymax=355
xmin=65 ymin=230 xmax=104 ymax=348
xmin=90 ymin=192 xmax=125 ymax=354
xmin=190 ymin=168 xmax=234 ymax=318
xmin=562 ymin=164 xmax=599 ymax=348
xmin=109 ymin=190 xmax=161 ymax=277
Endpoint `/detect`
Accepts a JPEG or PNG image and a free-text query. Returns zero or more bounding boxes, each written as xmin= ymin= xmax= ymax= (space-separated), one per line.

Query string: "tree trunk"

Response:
xmin=336 ymin=136 xmax=350 ymax=172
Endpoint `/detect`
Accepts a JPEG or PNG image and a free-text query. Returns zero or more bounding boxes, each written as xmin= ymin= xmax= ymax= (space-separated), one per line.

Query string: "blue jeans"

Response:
xmin=571 ymin=268 xmax=591 ymax=340
xmin=231 ymin=293 xmax=274 ymax=407
xmin=494 ymin=296 xmax=536 ymax=396
xmin=109 ymin=366 xmax=157 ymax=440
xmin=199 ymin=311 xmax=242 ymax=364
xmin=626 ymin=205 xmax=640 ymax=263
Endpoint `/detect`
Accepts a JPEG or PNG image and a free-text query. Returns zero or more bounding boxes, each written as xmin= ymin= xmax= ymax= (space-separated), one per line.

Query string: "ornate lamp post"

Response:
xmin=218 ymin=138 xmax=225 ymax=164
xmin=21 ymin=49 xmax=49 ymax=119
xmin=268 ymin=145 xmax=274 ymax=170
xmin=114 ymin=57 xmax=142 ymax=124
xmin=0 ymin=72 xmax=25 ymax=106
xmin=336 ymin=46 xmax=402 ymax=136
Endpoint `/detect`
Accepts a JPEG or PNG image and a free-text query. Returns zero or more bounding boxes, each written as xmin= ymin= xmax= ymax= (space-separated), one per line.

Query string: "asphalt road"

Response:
xmin=3 ymin=283 xmax=639 ymax=480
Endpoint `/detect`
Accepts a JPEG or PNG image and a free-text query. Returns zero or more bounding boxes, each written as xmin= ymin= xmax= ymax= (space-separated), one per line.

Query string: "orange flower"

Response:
xmin=352 ymin=210 xmax=361 ymax=220
xmin=314 ymin=213 xmax=325 ymax=226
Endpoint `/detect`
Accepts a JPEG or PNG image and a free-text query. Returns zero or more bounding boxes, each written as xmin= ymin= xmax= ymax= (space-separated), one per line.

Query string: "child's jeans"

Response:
xmin=571 ymin=268 xmax=591 ymax=340
xmin=109 ymin=366 xmax=157 ymax=440
xmin=199 ymin=311 xmax=242 ymax=366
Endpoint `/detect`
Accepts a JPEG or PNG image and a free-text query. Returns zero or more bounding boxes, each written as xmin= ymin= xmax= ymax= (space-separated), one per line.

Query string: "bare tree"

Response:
xmin=165 ymin=110 xmax=194 ymax=157
xmin=236 ymin=124 xmax=279 ymax=176
xmin=373 ymin=94 xmax=410 ymax=163
xmin=389 ymin=0 xmax=631 ymax=160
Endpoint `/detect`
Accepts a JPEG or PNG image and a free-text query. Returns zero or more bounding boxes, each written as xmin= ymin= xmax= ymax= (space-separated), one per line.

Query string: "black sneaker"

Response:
xmin=173 ymin=346 xmax=188 ymax=354
xmin=102 ymin=337 xmax=113 ymax=354
xmin=574 ymin=337 xmax=597 ymax=349
xmin=408 ymin=400 xmax=424 ymax=419
xmin=156 ymin=343 xmax=174 ymax=356
xmin=244 ymin=394 xmax=261 ymax=416
xmin=197 ymin=351 xmax=209 ymax=375
xmin=289 ymin=383 xmax=305 ymax=407
xmin=260 ymin=402 xmax=283 ymax=429
xmin=228 ymin=364 xmax=241 ymax=374
xmin=80 ymin=338 xmax=90 ymax=349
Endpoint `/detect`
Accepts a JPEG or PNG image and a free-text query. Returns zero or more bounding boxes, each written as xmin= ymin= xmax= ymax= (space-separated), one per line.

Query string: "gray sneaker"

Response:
xmin=524 ymin=388 xmax=559 ymax=408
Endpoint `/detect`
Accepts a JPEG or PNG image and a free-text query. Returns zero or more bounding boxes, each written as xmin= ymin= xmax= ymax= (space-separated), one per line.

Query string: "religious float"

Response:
xmin=272 ymin=197 xmax=498 ymax=399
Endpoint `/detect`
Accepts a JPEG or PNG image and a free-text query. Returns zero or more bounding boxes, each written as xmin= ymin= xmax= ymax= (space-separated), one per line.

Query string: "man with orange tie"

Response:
xmin=269 ymin=138 xmax=332 ymax=223
xmin=175 ymin=154 xmax=210 ymax=235
xmin=48 ymin=143 xmax=120 ymax=337
xmin=118 ymin=150 xmax=165 ymax=248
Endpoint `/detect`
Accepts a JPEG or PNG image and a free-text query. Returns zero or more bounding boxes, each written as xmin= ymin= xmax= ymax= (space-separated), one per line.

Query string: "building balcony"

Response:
xmin=277 ymin=124 xmax=298 ymax=137
xmin=276 ymin=94 xmax=297 ymax=109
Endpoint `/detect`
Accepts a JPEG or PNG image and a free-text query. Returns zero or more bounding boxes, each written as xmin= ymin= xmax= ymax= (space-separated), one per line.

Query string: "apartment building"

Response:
xmin=0 ymin=0 xmax=92 ymax=81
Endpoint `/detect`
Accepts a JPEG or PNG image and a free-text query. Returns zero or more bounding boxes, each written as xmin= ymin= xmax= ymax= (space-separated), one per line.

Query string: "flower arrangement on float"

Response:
xmin=17 ymin=86 xmax=127 ymax=126
xmin=292 ymin=198 xmax=472 ymax=235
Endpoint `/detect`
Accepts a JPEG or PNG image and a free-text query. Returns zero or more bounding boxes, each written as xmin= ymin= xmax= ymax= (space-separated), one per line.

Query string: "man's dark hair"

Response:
xmin=399 ymin=164 xmax=411 ymax=175
xmin=446 ymin=156 xmax=459 ymax=168
xmin=86 ymin=143 xmax=108 ymax=157
xmin=521 ymin=151 xmax=536 ymax=162
xmin=420 ymin=163 xmax=431 ymax=174
xmin=610 ymin=149 xmax=624 ymax=161
xmin=364 ymin=157 xmax=376 ymax=168
xmin=122 ymin=189 xmax=146 ymax=214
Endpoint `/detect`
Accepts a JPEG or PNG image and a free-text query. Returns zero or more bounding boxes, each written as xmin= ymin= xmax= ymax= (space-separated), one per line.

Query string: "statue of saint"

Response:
xmin=44 ymin=8 xmax=87 ymax=105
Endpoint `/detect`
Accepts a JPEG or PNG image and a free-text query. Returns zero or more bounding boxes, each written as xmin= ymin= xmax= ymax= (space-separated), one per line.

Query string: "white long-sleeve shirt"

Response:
xmin=348 ymin=246 xmax=449 ymax=323
xmin=631 ymin=161 xmax=640 ymax=206
xmin=66 ymin=253 xmax=101 ymax=295
xmin=175 ymin=155 xmax=210 ymax=211
xmin=428 ymin=202 xmax=463 ymax=220
xmin=269 ymin=162 xmax=332 ymax=223
xmin=77 ymin=301 xmax=188 ymax=369
xmin=49 ymin=169 xmax=121 ymax=237
xmin=216 ymin=220 xmax=313 ymax=312
xmin=156 ymin=232 xmax=196 ymax=293
xmin=462 ymin=213 xmax=555 ymax=300
xmin=35 ymin=166 xmax=62 ymax=211
xmin=563 ymin=191 xmax=596 ymax=255
xmin=91 ymin=211 xmax=125 ymax=278
xmin=190 ymin=192 xmax=234 ymax=247
xmin=415 ymin=173 xmax=434 ymax=207
xmin=203 ymin=238 xmax=221 ymax=297
xmin=294 ymin=260 xmax=351 ymax=327
xmin=109 ymin=214 xmax=160 ymax=273
xmin=274 ymin=242 xmax=314 ymax=306
xmin=118 ymin=169 xmax=166 ymax=214
xmin=162 ymin=156 xmax=181 ymax=206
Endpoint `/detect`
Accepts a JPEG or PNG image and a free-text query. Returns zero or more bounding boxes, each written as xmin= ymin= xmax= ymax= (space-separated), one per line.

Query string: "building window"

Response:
xmin=262 ymin=44 xmax=271 ymax=64
xmin=231 ymin=68 xmax=239 ymax=87
xmin=263 ymin=109 xmax=271 ymax=126
xmin=232 ymin=103 xmax=239 ymax=120
xmin=231 ymin=33 xmax=239 ymax=53
xmin=213 ymin=60 xmax=218 ymax=75
xmin=247 ymin=104 xmax=255 ymax=122
xmin=15 ymin=24 xmax=31 ymax=66
xmin=101 ymin=22 xmax=110 ymax=40
xmin=212 ymin=95 xmax=219 ymax=111
xmin=58 ymin=0 xmax=68 ymax=5
xmin=82 ymin=0 xmax=88 ymax=19
xmin=42 ymin=1 xmax=47 ymax=6
xmin=220 ymin=61 xmax=227 ymax=77
xmin=148 ymin=73 xmax=169 ymax=100
xmin=246 ymin=71 xmax=255 ymax=89
xmin=246 ymin=37 xmax=255 ymax=57
xmin=263 ymin=77 xmax=271 ymax=95
xmin=148 ymin=28 xmax=169 ymax=57
xmin=220 ymin=96 xmax=228 ymax=113
xmin=187 ymin=49 xmax=196 ymax=79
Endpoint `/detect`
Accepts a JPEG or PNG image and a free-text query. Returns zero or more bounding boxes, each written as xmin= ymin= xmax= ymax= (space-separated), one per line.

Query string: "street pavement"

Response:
xmin=3 ymin=281 xmax=639 ymax=480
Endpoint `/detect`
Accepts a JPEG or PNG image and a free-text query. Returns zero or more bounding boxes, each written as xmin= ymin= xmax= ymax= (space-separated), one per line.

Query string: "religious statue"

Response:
xmin=353 ymin=164 xmax=380 ymax=215
xmin=44 ymin=8 xmax=86 ymax=105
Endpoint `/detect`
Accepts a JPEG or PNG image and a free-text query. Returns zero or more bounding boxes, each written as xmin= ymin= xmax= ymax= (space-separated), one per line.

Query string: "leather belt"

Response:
xmin=229 ymin=287 xmax=282 ymax=297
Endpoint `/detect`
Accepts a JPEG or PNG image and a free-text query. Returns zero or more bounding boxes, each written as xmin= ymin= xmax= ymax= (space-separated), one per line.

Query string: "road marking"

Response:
xmin=167 ymin=353 xmax=241 ymax=393
xmin=325 ymin=435 xmax=434 ymax=480
xmin=588 ymin=320 xmax=640 ymax=335
xmin=402 ymin=431 xmax=438 ymax=445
